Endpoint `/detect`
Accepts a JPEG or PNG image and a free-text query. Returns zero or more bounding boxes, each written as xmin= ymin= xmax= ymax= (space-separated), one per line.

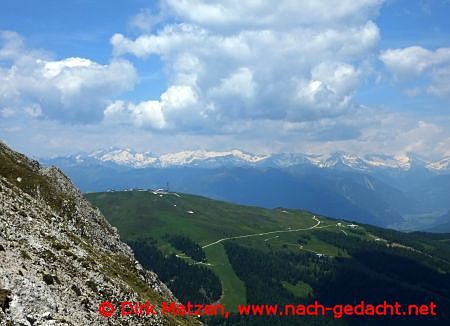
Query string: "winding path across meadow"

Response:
xmin=202 ymin=216 xmax=321 ymax=249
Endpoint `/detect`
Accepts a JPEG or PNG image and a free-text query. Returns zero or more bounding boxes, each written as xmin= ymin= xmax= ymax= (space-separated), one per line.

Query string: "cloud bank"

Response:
xmin=2 ymin=0 xmax=450 ymax=158
xmin=108 ymin=0 xmax=382 ymax=133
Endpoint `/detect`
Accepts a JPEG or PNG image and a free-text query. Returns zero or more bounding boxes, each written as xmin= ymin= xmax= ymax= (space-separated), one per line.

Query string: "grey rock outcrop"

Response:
xmin=0 ymin=142 xmax=195 ymax=325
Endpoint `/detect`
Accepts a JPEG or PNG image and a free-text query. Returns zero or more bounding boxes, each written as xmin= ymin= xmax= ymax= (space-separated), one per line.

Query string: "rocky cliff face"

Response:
xmin=0 ymin=142 xmax=195 ymax=325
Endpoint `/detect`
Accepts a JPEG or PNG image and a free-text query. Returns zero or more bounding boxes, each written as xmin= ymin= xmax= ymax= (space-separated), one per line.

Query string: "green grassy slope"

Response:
xmin=86 ymin=190 xmax=450 ymax=324
xmin=86 ymin=191 xmax=348 ymax=307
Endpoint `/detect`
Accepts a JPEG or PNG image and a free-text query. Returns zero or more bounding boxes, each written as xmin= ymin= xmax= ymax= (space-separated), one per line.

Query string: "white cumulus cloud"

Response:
xmin=0 ymin=31 xmax=137 ymax=123
xmin=296 ymin=62 xmax=360 ymax=111
xmin=104 ymin=85 xmax=203 ymax=130
xmin=165 ymin=0 xmax=383 ymax=30
xmin=108 ymin=0 xmax=383 ymax=132
xmin=380 ymin=45 xmax=450 ymax=97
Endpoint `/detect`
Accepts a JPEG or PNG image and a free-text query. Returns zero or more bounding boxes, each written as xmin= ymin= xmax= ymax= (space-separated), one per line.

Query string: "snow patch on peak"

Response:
xmin=95 ymin=149 xmax=157 ymax=168
xmin=364 ymin=154 xmax=404 ymax=169
xmin=317 ymin=152 xmax=368 ymax=170
xmin=159 ymin=149 xmax=268 ymax=167
xmin=229 ymin=149 xmax=269 ymax=163
xmin=393 ymin=154 xmax=412 ymax=169
xmin=427 ymin=157 xmax=450 ymax=171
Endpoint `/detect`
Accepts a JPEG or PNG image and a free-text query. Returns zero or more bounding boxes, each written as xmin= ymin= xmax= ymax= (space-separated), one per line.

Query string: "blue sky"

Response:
xmin=1 ymin=0 xmax=450 ymax=157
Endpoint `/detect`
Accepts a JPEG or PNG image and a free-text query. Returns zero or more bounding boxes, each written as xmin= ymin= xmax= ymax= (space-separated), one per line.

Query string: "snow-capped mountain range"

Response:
xmin=41 ymin=148 xmax=450 ymax=231
xmin=44 ymin=148 xmax=450 ymax=172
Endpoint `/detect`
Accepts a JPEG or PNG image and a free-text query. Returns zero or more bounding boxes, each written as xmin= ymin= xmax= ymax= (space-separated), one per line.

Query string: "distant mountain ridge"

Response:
xmin=44 ymin=148 xmax=450 ymax=172
xmin=41 ymin=148 xmax=450 ymax=231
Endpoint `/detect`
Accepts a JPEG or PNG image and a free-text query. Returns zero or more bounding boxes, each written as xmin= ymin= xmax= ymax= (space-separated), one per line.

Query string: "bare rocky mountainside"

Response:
xmin=0 ymin=142 xmax=196 ymax=326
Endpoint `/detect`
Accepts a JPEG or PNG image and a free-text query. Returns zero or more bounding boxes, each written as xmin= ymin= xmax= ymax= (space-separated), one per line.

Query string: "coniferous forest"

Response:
xmin=129 ymin=239 xmax=221 ymax=305
xmin=166 ymin=234 xmax=207 ymax=262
